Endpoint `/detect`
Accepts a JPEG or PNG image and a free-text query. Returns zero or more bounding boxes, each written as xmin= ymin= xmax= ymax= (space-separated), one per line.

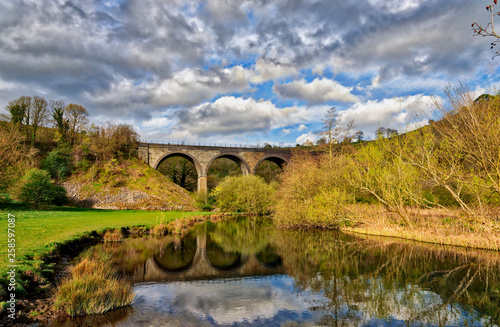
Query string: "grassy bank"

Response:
xmin=0 ymin=204 xmax=209 ymax=298
xmin=341 ymin=205 xmax=500 ymax=251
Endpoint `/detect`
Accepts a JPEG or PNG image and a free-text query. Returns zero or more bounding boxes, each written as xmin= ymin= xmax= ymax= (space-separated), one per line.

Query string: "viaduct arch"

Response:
xmin=138 ymin=142 xmax=292 ymax=192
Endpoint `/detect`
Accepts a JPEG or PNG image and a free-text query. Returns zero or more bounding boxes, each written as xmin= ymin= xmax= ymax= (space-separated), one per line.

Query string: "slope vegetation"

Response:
xmin=63 ymin=158 xmax=195 ymax=210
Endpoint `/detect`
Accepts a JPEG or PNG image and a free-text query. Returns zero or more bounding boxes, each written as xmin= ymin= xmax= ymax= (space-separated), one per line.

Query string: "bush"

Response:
xmin=0 ymin=193 xmax=11 ymax=204
xmin=273 ymin=153 xmax=355 ymax=228
xmin=212 ymin=175 xmax=276 ymax=214
xmin=194 ymin=192 xmax=216 ymax=211
xmin=15 ymin=169 xmax=68 ymax=207
xmin=41 ymin=147 xmax=72 ymax=180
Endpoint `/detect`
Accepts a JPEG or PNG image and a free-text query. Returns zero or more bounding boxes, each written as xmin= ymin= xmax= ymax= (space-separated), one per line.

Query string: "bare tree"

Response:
xmin=472 ymin=0 xmax=500 ymax=58
xmin=315 ymin=107 xmax=355 ymax=157
xmin=30 ymin=96 xmax=49 ymax=145
xmin=88 ymin=121 xmax=139 ymax=162
xmin=375 ymin=127 xmax=386 ymax=139
xmin=66 ymin=103 xmax=89 ymax=145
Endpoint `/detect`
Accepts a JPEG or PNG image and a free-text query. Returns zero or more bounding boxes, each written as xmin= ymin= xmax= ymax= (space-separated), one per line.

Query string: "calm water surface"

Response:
xmin=45 ymin=218 xmax=500 ymax=326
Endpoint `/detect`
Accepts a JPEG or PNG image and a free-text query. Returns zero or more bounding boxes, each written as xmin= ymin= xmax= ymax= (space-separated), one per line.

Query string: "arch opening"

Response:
xmin=206 ymin=238 xmax=243 ymax=271
xmin=153 ymin=234 xmax=197 ymax=272
xmin=206 ymin=154 xmax=250 ymax=191
xmin=254 ymin=156 xmax=287 ymax=183
xmin=156 ymin=153 xmax=200 ymax=192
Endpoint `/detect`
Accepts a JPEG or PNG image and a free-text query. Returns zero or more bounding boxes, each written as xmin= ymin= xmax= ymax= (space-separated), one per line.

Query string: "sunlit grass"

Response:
xmin=0 ymin=203 xmax=209 ymax=283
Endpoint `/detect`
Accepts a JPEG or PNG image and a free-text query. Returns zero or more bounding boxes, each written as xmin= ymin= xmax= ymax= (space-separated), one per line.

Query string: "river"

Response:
xmin=41 ymin=217 xmax=500 ymax=326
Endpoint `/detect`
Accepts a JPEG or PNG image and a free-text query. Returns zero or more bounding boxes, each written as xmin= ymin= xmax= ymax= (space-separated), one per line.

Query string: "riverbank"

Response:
xmin=341 ymin=205 xmax=500 ymax=251
xmin=0 ymin=204 xmax=211 ymax=322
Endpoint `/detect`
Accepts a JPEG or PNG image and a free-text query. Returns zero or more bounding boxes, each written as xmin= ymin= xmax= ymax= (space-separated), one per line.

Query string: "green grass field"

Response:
xmin=0 ymin=204 xmax=209 ymax=279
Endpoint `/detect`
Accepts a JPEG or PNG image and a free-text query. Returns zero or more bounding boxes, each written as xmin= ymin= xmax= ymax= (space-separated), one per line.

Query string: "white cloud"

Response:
xmin=88 ymin=65 xmax=252 ymax=109
xmin=274 ymin=78 xmax=359 ymax=104
xmin=250 ymin=59 xmax=298 ymax=84
xmin=298 ymin=124 xmax=307 ymax=132
xmin=339 ymin=94 xmax=436 ymax=138
xmin=141 ymin=117 xmax=173 ymax=129
xmin=295 ymin=132 xmax=318 ymax=145
xmin=173 ymin=96 xmax=327 ymax=137
xmin=152 ymin=66 xmax=251 ymax=106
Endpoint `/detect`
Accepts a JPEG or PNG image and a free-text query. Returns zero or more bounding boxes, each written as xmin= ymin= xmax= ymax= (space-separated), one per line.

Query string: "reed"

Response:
xmin=53 ymin=249 xmax=135 ymax=316
xmin=103 ymin=229 xmax=123 ymax=243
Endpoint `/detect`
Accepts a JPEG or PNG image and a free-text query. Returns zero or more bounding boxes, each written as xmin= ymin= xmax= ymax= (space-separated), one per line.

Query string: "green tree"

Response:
xmin=15 ymin=168 xmax=67 ymax=207
xmin=51 ymin=99 xmax=69 ymax=142
xmin=41 ymin=146 xmax=72 ymax=180
xmin=6 ymin=96 xmax=31 ymax=125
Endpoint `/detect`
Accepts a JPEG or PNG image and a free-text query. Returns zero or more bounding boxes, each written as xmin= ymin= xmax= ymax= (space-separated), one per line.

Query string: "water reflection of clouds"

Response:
xmin=127 ymin=276 xmax=328 ymax=326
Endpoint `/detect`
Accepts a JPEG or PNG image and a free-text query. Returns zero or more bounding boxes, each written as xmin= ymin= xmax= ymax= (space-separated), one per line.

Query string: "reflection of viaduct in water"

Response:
xmin=131 ymin=233 xmax=284 ymax=283
xmin=138 ymin=142 xmax=291 ymax=192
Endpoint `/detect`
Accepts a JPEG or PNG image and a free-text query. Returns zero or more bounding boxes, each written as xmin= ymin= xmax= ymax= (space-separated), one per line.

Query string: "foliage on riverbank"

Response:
xmin=53 ymin=248 xmax=134 ymax=316
xmin=273 ymin=152 xmax=354 ymax=228
xmin=212 ymin=175 xmax=277 ymax=214
xmin=273 ymin=85 xmax=500 ymax=237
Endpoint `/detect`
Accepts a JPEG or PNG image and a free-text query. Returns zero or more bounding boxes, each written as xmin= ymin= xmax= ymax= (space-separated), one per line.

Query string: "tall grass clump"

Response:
xmin=212 ymin=175 xmax=276 ymax=214
xmin=103 ymin=229 xmax=124 ymax=243
xmin=150 ymin=216 xmax=169 ymax=236
xmin=53 ymin=248 xmax=134 ymax=316
xmin=274 ymin=152 xmax=355 ymax=228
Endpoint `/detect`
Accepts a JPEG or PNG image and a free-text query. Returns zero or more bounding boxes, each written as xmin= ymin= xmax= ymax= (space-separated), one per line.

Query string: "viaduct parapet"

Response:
xmin=138 ymin=142 xmax=292 ymax=192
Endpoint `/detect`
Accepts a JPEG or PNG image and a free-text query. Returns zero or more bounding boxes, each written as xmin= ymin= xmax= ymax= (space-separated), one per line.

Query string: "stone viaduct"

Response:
xmin=129 ymin=232 xmax=284 ymax=283
xmin=138 ymin=142 xmax=292 ymax=192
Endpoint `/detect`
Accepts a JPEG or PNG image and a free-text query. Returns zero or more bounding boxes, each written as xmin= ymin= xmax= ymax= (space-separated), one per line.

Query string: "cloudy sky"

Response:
xmin=0 ymin=0 xmax=499 ymax=145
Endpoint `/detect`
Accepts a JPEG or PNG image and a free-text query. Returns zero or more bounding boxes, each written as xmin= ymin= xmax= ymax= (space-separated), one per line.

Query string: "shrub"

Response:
xmin=194 ymin=192 xmax=216 ymax=211
xmin=41 ymin=146 xmax=72 ymax=179
xmin=212 ymin=175 xmax=276 ymax=214
xmin=15 ymin=169 xmax=68 ymax=207
xmin=0 ymin=193 xmax=11 ymax=204
xmin=273 ymin=153 xmax=355 ymax=228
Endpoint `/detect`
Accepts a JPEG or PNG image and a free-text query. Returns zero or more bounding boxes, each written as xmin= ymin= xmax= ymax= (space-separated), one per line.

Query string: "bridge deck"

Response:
xmin=138 ymin=142 xmax=293 ymax=153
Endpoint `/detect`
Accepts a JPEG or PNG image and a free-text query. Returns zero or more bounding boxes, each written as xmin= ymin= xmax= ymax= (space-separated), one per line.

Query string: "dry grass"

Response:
xmin=103 ymin=229 xmax=123 ymax=243
xmin=53 ymin=249 xmax=135 ymax=316
xmin=343 ymin=204 xmax=500 ymax=251
xmin=169 ymin=218 xmax=185 ymax=235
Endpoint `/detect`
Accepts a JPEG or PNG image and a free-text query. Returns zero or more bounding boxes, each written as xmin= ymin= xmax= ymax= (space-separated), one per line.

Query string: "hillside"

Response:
xmin=63 ymin=158 xmax=195 ymax=210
